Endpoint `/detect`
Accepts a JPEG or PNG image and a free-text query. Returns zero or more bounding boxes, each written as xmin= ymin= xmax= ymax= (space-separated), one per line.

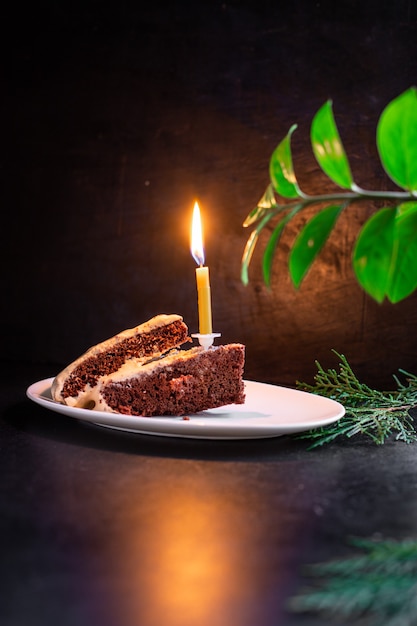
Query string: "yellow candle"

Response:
xmin=196 ymin=266 xmax=213 ymax=334
xmin=191 ymin=201 xmax=213 ymax=335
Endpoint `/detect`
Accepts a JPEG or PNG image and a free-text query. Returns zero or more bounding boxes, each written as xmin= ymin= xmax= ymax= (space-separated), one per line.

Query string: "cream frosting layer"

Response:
xmin=72 ymin=346 xmax=205 ymax=412
xmin=51 ymin=314 xmax=185 ymax=404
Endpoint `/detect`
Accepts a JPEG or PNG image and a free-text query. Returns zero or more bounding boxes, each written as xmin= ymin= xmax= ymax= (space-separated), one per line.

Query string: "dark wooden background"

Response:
xmin=4 ymin=0 xmax=417 ymax=388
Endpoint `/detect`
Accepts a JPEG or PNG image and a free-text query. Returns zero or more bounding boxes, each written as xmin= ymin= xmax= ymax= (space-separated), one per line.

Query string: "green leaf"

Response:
xmin=269 ymin=124 xmax=302 ymax=198
xmin=262 ymin=204 xmax=303 ymax=286
xmin=352 ymin=207 xmax=397 ymax=303
xmin=289 ymin=205 xmax=343 ymax=288
xmin=241 ymin=213 xmax=275 ymax=285
xmin=262 ymin=221 xmax=287 ymax=288
xmin=387 ymin=207 xmax=417 ymax=303
xmin=243 ymin=184 xmax=277 ymax=227
xmin=311 ymin=100 xmax=354 ymax=189
xmin=396 ymin=201 xmax=417 ymax=217
xmin=377 ymin=87 xmax=417 ymax=190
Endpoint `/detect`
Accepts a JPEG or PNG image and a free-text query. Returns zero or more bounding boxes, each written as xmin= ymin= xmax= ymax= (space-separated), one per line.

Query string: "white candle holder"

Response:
xmin=191 ymin=333 xmax=221 ymax=350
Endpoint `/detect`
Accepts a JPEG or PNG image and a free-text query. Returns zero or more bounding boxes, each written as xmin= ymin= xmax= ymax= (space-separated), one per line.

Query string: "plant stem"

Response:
xmin=298 ymin=189 xmax=415 ymax=205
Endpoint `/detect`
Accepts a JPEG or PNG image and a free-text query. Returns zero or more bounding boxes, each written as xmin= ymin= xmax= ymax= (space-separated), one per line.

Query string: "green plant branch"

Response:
xmin=296 ymin=351 xmax=417 ymax=447
xmin=242 ymin=87 xmax=417 ymax=303
xmin=243 ymin=187 xmax=417 ymax=230
xmin=292 ymin=189 xmax=415 ymax=204
xmin=289 ymin=537 xmax=417 ymax=625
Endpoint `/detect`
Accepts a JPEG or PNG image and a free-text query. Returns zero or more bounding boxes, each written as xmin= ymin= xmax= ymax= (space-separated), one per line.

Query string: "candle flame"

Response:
xmin=191 ymin=201 xmax=205 ymax=266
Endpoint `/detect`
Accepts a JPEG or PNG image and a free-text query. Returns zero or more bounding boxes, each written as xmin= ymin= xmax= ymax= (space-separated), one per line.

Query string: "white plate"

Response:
xmin=26 ymin=378 xmax=344 ymax=440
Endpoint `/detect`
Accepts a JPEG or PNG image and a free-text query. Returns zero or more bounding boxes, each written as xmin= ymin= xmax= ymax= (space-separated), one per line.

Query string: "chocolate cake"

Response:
xmin=96 ymin=344 xmax=245 ymax=416
xmin=51 ymin=314 xmax=189 ymax=407
xmin=51 ymin=314 xmax=246 ymax=416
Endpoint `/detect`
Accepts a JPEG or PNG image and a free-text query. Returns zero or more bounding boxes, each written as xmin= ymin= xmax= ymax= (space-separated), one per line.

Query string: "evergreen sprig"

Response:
xmin=242 ymin=87 xmax=417 ymax=303
xmin=289 ymin=537 xmax=417 ymax=625
xmin=296 ymin=351 xmax=417 ymax=446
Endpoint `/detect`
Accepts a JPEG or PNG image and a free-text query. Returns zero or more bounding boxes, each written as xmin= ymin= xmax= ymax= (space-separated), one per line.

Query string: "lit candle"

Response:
xmin=191 ymin=201 xmax=213 ymax=335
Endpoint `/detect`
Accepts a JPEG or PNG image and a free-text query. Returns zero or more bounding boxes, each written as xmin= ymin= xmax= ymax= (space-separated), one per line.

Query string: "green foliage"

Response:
xmin=262 ymin=202 xmax=303 ymax=286
xmin=388 ymin=204 xmax=417 ymax=302
xmin=311 ymin=100 xmax=354 ymax=189
xmin=289 ymin=204 xmax=343 ymax=288
xmin=296 ymin=351 xmax=417 ymax=446
xmin=353 ymin=206 xmax=397 ymax=303
xmin=377 ymin=88 xmax=417 ymax=190
xmin=269 ymin=124 xmax=301 ymax=198
xmin=289 ymin=537 xmax=417 ymax=625
xmin=242 ymin=87 xmax=417 ymax=302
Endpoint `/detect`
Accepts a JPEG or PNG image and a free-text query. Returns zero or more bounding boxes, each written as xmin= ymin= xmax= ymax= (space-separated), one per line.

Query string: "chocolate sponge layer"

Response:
xmin=61 ymin=318 xmax=189 ymax=399
xmin=101 ymin=344 xmax=245 ymax=416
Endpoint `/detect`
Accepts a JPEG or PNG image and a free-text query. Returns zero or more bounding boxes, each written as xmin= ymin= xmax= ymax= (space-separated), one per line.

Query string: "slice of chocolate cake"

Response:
xmin=52 ymin=314 xmax=246 ymax=416
xmin=51 ymin=314 xmax=190 ymax=407
xmin=95 ymin=344 xmax=245 ymax=416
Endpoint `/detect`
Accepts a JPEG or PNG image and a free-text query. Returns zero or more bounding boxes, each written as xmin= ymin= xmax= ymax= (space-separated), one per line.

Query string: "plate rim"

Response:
xmin=26 ymin=377 xmax=345 ymax=440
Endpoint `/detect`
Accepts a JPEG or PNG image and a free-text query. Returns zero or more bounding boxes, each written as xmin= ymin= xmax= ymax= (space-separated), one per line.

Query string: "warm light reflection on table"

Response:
xmin=104 ymin=465 xmax=297 ymax=626
xmin=124 ymin=480 xmax=254 ymax=624
xmin=143 ymin=493 xmax=236 ymax=621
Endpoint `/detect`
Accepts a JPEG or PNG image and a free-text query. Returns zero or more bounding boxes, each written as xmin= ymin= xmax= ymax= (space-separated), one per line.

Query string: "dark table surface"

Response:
xmin=2 ymin=362 xmax=416 ymax=626
xmin=4 ymin=1 xmax=417 ymax=624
